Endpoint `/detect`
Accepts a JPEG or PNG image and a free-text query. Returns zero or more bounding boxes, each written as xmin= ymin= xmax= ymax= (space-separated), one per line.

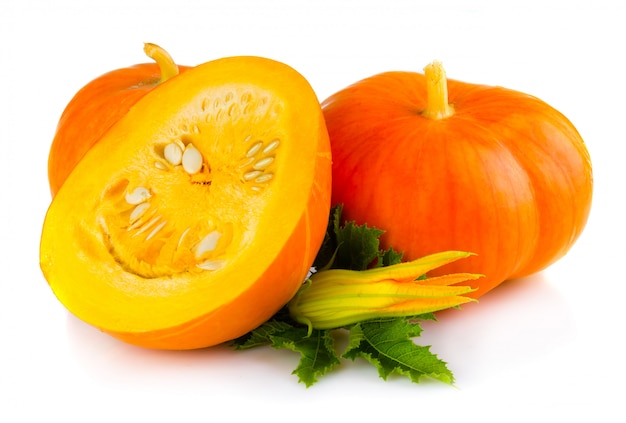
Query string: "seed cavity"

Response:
xmin=164 ymin=142 xmax=183 ymax=165
xmin=182 ymin=144 xmax=203 ymax=174
xmin=100 ymin=93 xmax=289 ymax=278
xmin=125 ymin=187 xmax=151 ymax=205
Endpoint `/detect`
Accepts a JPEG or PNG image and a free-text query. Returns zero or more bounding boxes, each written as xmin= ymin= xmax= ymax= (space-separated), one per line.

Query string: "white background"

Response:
xmin=1 ymin=1 xmax=624 ymax=421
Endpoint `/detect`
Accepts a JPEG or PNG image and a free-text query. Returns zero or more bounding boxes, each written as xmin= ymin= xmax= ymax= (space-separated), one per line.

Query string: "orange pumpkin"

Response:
xmin=322 ymin=61 xmax=593 ymax=298
xmin=40 ymin=45 xmax=332 ymax=349
xmin=48 ymin=44 xmax=191 ymax=196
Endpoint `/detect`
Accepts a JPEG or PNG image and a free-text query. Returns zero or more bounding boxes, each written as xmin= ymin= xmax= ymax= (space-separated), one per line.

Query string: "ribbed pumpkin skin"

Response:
xmin=322 ymin=71 xmax=593 ymax=298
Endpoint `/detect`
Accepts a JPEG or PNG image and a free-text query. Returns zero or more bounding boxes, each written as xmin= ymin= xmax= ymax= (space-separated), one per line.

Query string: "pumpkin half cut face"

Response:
xmin=40 ymin=48 xmax=332 ymax=350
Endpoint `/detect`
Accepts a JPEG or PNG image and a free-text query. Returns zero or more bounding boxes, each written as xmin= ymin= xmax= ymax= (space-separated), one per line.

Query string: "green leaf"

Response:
xmin=330 ymin=204 xmax=386 ymax=270
xmin=334 ymin=219 xmax=384 ymax=270
xmin=380 ymin=246 xmax=404 ymax=267
xmin=232 ymin=320 xmax=293 ymax=349
xmin=343 ymin=317 xmax=455 ymax=385
xmin=233 ymin=318 xmax=340 ymax=388
xmin=270 ymin=327 xmax=341 ymax=387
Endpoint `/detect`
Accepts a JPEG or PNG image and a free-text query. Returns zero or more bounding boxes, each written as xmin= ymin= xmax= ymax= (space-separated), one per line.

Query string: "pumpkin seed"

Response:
xmin=262 ymin=139 xmax=280 ymax=154
xmin=243 ymin=170 xmax=263 ymax=181
xmin=253 ymin=156 xmax=274 ymax=170
xmin=127 ymin=208 xmax=157 ymax=231
xmin=197 ymin=259 xmax=226 ymax=271
xmin=238 ymin=157 xmax=255 ymax=168
xmin=129 ymin=202 xmax=151 ymax=223
xmin=145 ymin=220 xmax=167 ymax=241
xmin=254 ymin=173 xmax=273 ymax=183
xmin=201 ymin=98 xmax=211 ymax=112
xmin=154 ymin=161 xmax=168 ymax=170
xmin=164 ymin=142 xmax=183 ymax=165
xmin=133 ymin=216 xmax=162 ymax=237
xmin=246 ymin=142 xmax=263 ymax=158
xmin=182 ymin=144 xmax=203 ymax=174
xmin=227 ymin=103 xmax=239 ymax=117
xmin=125 ymin=187 xmax=151 ymax=205
xmin=240 ymin=92 xmax=252 ymax=105
xmin=195 ymin=230 xmax=222 ymax=258
xmin=177 ymin=227 xmax=191 ymax=249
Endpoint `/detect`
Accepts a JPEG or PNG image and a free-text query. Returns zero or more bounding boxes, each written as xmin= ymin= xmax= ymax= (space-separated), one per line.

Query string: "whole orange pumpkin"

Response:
xmin=322 ymin=62 xmax=593 ymax=298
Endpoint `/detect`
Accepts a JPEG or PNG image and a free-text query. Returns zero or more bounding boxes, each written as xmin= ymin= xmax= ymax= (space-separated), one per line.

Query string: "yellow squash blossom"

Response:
xmin=288 ymin=251 xmax=481 ymax=332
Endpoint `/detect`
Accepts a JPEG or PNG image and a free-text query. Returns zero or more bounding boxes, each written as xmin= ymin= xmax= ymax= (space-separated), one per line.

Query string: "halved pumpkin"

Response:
xmin=40 ymin=52 xmax=332 ymax=350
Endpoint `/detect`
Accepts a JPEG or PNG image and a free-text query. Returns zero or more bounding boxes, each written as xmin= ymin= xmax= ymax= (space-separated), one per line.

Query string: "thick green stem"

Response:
xmin=143 ymin=43 xmax=179 ymax=83
xmin=422 ymin=61 xmax=455 ymax=120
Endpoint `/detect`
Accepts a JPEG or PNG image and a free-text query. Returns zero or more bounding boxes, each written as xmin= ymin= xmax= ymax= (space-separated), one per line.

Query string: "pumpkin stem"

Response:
xmin=143 ymin=43 xmax=179 ymax=83
xmin=422 ymin=61 xmax=455 ymax=120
